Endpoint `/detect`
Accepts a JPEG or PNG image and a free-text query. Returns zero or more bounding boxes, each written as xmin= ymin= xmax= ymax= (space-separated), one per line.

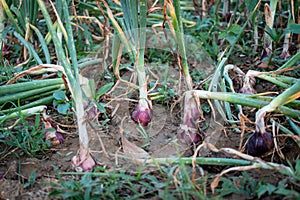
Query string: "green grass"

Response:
xmin=48 ymin=160 xmax=300 ymax=199
xmin=49 ymin=165 xmax=208 ymax=200
xmin=216 ymin=170 xmax=300 ymax=199
xmin=0 ymin=113 xmax=50 ymax=157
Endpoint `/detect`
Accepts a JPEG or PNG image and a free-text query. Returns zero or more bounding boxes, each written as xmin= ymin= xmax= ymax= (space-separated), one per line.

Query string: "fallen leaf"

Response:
xmin=120 ymin=126 xmax=150 ymax=162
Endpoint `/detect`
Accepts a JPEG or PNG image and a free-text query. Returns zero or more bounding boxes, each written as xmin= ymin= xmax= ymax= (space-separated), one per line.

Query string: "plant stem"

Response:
xmin=62 ymin=0 xmax=78 ymax=79
xmin=61 ymin=0 xmax=91 ymax=163
xmin=0 ymin=0 xmax=24 ymax=35
xmin=37 ymin=0 xmax=95 ymax=170
xmin=168 ymin=0 xmax=193 ymax=90
xmin=148 ymin=157 xmax=252 ymax=166
xmin=252 ymin=96 xmax=300 ymax=108
xmin=0 ymin=84 xmax=64 ymax=104
xmin=278 ymin=51 xmax=300 ymax=70
xmin=29 ymin=24 xmax=51 ymax=64
xmin=0 ymin=106 xmax=46 ymax=123
xmin=0 ymin=78 xmax=63 ymax=96
xmin=0 ymin=96 xmax=54 ymax=114
xmin=256 ymin=74 xmax=290 ymax=88
xmin=259 ymin=80 xmax=300 ymax=113
xmin=101 ymin=0 xmax=134 ymax=59
xmin=37 ymin=0 xmax=75 ymax=86
xmin=190 ymin=90 xmax=300 ymax=119
xmin=13 ymin=31 xmax=43 ymax=64
xmin=137 ymin=0 xmax=148 ymax=99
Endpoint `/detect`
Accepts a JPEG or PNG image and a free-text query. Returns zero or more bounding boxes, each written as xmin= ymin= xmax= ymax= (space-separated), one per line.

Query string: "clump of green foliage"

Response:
xmin=0 ymin=113 xmax=50 ymax=157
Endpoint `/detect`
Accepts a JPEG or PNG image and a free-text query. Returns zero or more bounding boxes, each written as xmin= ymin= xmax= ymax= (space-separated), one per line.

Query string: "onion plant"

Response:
xmin=36 ymin=0 xmax=95 ymax=171
xmin=167 ymin=0 xmax=260 ymax=144
xmin=0 ymin=78 xmax=65 ymax=127
xmin=165 ymin=0 xmax=204 ymax=144
xmin=185 ymin=90 xmax=300 ymax=118
xmin=0 ymin=78 xmax=64 ymax=104
xmin=248 ymin=80 xmax=300 ymax=156
xmin=106 ymin=0 xmax=152 ymax=126
xmin=128 ymin=0 xmax=152 ymax=127
xmin=223 ymin=60 xmax=300 ymax=155
xmin=186 ymin=86 xmax=300 ymax=156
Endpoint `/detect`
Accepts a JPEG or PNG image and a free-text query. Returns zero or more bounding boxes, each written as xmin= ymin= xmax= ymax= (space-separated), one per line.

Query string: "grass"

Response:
xmin=216 ymin=166 xmax=300 ymax=199
xmin=0 ymin=113 xmax=50 ymax=157
xmin=49 ymin=165 xmax=208 ymax=199
xmin=48 ymin=160 xmax=300 ymax=199
xmin=0 ymin=0 xmax=299 ymax=199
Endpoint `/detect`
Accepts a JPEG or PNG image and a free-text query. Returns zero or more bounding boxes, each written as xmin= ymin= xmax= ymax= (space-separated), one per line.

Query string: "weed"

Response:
xmin=24 ymin=171 xmax=37 ymax=189
xmin=53 ymin=90 xmax=71 ymax=115
xmin=216 ymin=171 xmax=300 ymax=199
xmin=0 ymin=113 xmax=50 ymax=157
xmin=49 ymin=164 xmax=210 ymax=200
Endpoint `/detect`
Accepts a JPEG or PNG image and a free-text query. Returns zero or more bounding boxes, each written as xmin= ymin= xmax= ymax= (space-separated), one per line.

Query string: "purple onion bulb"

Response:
xmin=239 ymin=76 xmax=257 ymax=94
xmin=247 ymin=131 xmax=274 ymax=156
xmin=72 ymin=149 xmax=96 ymax=172
xmin=44 ymin=120 xmax=63 ymax=145
xmin=131 ymin=99 xmax=152 ymax=127
xmin=177 ymin=95 xmax=203 ymax=144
